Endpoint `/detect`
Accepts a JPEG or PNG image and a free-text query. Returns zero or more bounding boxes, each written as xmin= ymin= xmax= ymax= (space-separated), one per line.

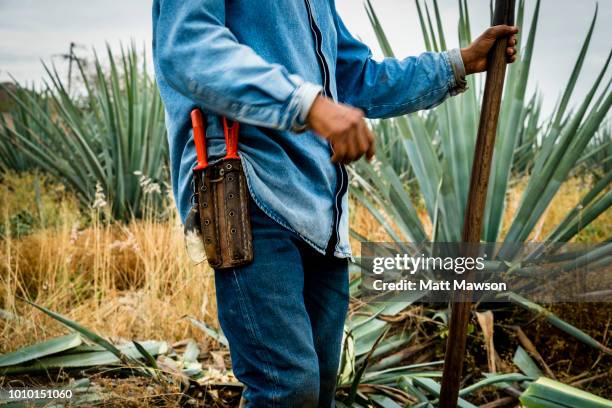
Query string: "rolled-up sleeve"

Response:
xmin=446 ymin=48 xmax=468 ymax=96
xmin=332 ymin=3 xmax=466 ymax=118
xmin=153 ymin=0 xmax=322 ymax=131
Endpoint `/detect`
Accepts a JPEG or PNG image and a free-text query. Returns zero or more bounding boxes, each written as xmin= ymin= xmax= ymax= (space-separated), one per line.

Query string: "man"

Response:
xmin=152 ymin=1 xmax=517 ymax=406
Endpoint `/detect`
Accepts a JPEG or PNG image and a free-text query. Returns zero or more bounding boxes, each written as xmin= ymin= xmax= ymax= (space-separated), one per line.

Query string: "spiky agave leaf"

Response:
xmin=513 ymin=346 xmax=543 ymax=378
xmin=0 ymin=333 xmax=82 ymax=368
xmin=337 ymin=328 xmax=356 ymax=387
xmin=0 ymin=43 xmax=168 ymax=221
xmin=520 ymin=377 xmax=612 ymax=408
xmin=348 ymin=1 xmax=611 ymax=405
xmin=1 ymin=341 xmax=166 ymax=376
xmin=21 ymin=298 xmax=147 ymax=370
xmin=507 ymin=293 xmax=611 ymax=355
xmin=185 ymin=316 xmax=229 ymax=348
xmin=353 ymin=1 xmax=609 ymax=246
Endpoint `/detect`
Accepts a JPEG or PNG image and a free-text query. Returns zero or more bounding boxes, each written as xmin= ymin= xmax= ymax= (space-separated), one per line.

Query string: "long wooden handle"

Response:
xmin=438 ymin=1 xmax=515 ymax=406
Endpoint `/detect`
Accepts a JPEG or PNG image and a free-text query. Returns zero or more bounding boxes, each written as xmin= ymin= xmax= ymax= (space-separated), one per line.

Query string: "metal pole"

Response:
xmin=67 ymin=42 xmax=76 ymax=92
xmin=438 ymin=1 xmax=516 ymax=406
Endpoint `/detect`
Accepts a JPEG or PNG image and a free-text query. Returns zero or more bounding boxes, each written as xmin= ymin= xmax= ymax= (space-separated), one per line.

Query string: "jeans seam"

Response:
xmin=231 ymin=269 xmax=280 ymax=406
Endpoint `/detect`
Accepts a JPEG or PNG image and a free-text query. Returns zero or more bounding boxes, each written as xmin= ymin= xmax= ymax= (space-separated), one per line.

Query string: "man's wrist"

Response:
xmin=291 ymin=82 xmax=323 ymax=133
xmin=447 ymin=48 xmax=468 ymax=96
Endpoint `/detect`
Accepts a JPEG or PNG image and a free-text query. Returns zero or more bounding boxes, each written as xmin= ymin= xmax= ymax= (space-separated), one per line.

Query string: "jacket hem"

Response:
xmin=239 ymin=154 xmax=353 ymax=259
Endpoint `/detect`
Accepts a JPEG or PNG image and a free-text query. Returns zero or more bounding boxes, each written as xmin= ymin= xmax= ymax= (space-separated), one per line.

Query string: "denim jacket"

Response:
xmin=152 ymin=0 xmax=466 ymax=258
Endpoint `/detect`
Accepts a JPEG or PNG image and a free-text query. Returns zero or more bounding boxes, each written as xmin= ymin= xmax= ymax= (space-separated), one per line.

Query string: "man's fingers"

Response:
xmin=354 ymin=122 xmax=375 ymax=163
xmin=344 ymin=133 xmax=359 ymax=164
xmin=344 ymin=142 xmax=359 ymax=163
xmin=315 ymin=102 xmax=375 ymax=164
xmin=366 ymin=127 xmax=375 ymax=161
xmin=487 ymin=25 xmax=519 ymax=39
xmin=334 ymin=123 xmax=375 ymax=164
xmin=365 ymin=129 xmax=376 ymax=161
xmin=506 ymin=31 xmax=517 ymax=59
xmin=332 ymin=151 xmax=346 ymax=164
xmin=355 ymin=125 xmax=370 ymax=157
xmin=331 ymin=143 xmax=345 ymax=163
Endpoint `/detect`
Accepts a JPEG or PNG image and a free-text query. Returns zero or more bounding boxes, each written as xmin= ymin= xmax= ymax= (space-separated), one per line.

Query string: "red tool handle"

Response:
xmin=223 ymin=117 xmax=240 ymax=160
xmin=190 ymin=109 xmax=208 ymax=170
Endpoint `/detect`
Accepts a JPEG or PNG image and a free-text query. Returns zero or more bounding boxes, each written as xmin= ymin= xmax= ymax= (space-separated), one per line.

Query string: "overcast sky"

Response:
xmin=1 ymin=0 xmax=610 ymax=116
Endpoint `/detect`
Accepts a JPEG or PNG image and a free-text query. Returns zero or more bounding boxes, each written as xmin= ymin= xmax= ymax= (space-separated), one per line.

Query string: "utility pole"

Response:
xmin=438 ymin=0 xmax=516 ymax=407
xmin=53 ymin=42 xmax=82 ymax=92
xmin=67 ymin=42 xmax=76 ymax=92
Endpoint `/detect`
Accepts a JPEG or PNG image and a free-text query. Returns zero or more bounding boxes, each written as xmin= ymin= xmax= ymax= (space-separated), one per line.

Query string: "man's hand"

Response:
xmin=461 ymin=25 xmax=519 ymax=75
xmin=307 ymin=95 xmax=375 ymax=164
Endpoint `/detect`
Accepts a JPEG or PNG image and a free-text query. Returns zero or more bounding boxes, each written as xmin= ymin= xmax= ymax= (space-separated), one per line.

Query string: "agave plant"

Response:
xmin=355 ymin=0 xmax=610 ymax=245
xmin=0 ymin=44 xmax=168 ymax=221
xmin=0 ymin=84 xmax=45 ymax=173
xmin=342 ymin=0 xmax=611 ymax=405
xmin=575 ymin=125 xmax=611 ymax=179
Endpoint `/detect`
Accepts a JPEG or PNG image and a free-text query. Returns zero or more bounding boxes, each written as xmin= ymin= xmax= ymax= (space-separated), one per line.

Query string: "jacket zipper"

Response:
xmin=303 ymin=0 xmax=331 ymax=96
xmin=304 ymin=0 xmax=347 ymax=254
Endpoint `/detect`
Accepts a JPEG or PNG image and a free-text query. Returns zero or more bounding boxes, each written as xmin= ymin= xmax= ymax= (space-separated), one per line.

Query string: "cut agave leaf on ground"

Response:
xmin=351 ymin=301 xmax=417 ymax=357
xmin=182 ymin=340 xmax=200 ymax=365
xmin=186 ymin=316 xmax=229 ymax=348
xmin=346 ymin=327 xmax=390 ymax=406
xmin=367 ymin=340 xmax=435 ymax=372
xmin=1 ymin=340 xmax=167 ymax=375
xmin=520 ymin=377 xmax=612 ymax=407
xmin=475 ymin=311 xmax=496 ymax=373
xmin=337 ymin=329 xmax=356 ymax=386
xmin=412 ymin=377 xmax=478 ymax=408
xmin=361 ymin=361 xmax=444 ymax=385
xmin=22 ymin=298 xmax=139 ymax=365
xmin=367 ymin=393 xmax=403 ymax=408
xmin=397 ymin=375 xmax=429 ymax=403
xmin=514 ymin=345 xmax=543 ymax=378
xmin=182 ymin=364 xmax=204 ymax=378
xmin=411 ymin=403 xmax=435 ymax=408
xmin=356 ymin=332 xmax=415 ymax=366
xmin=69 ymin=378 xmax=91 ymax=389
xmin=363 ymin=370 xmax=442 ymax=386
xmin=507 ymin=293 xmax=611 ymax=354
xmin=133 ymin=340 xmax=159 ymax=370
xmin=458 ymin=373 xmax=532 ymax=397
xmin=63 ymin=343 xmax=107 ymax=354
xmin=0 ymin=332 xmax=82 ymax=367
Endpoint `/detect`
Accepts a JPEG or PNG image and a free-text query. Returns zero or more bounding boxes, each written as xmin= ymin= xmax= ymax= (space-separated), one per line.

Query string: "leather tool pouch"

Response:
xmin=193 ymin=158 xmax=253 ymax=269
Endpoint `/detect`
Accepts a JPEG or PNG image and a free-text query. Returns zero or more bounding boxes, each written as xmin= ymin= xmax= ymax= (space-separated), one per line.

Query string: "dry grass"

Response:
xmin=1 ymin=173 xmax=218 ymax=354
xmin=501 ymin=176 xmax=611 ymax=241
xmin=0 ymin=172 xmax=609 ymax=354
xmin=350 ymin=175 xmax=611 ymax=251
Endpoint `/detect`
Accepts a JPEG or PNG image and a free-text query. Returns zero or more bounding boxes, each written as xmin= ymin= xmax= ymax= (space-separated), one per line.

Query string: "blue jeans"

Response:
xmin=214 ymin=199 xmax=349 ymax=407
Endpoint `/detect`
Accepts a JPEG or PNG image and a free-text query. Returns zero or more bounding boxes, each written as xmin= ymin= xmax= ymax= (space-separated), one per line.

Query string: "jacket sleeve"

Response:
xmin=332 ymin=5 xmax=467 ymax=119
xmin=153 ymin=0 xmax=321 ymax=131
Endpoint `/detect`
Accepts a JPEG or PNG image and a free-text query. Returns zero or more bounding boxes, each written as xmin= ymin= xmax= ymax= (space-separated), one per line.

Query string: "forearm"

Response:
xmin=337 ymin=50 xmax=467 ymax=119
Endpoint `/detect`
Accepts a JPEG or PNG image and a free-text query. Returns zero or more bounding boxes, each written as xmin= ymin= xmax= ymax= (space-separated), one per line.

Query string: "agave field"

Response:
xmin=1 ymin=0 xmax=610 ymax=407
xmin=0 ymin=44 xmax=168 ymax=221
